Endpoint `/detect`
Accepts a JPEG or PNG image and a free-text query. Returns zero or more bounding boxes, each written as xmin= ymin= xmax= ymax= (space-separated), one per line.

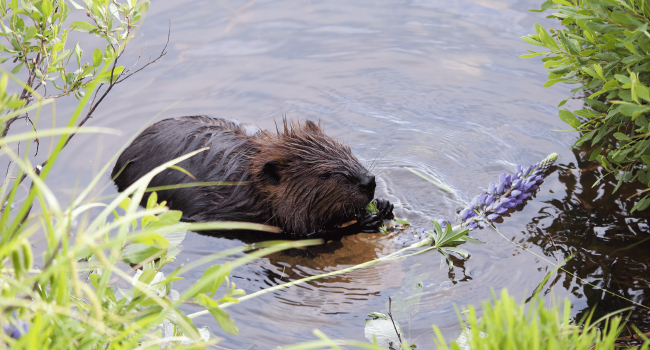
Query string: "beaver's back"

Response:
xmin=111 ymin=116 xmax=267 ymax=222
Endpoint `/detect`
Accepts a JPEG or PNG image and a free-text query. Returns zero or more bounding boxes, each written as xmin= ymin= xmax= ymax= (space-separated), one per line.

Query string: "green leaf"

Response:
xmin=24 ymin=26 xmax=37 ymax=41
xmin=593 ymin=125 xmax=609 ymax=144
xmin=118 ymin=196 xmax=131 ymax=211
xmin=636 ymin=84 xmax=650 ymax=103
xmin=593 ymin=64 xmax=606 ymax=81
xmin=95 ymin=66 xmax=125 ymax=84
xmin=559 ymin=33 xmax=581 ymax=55
xmin=590 ymin=147 xmax=602 ymax=161
xmin=642 ymin=155 xmax=650 ymax=165
xmin=572 ymin=130 xmax=596 ymax=148
xmin=365 ymin=202 xmax=378 ymax=215
xmin=584 ymin=99 xmax=608 ymax=112
xmin=41 ymin=0 xmax=52 ymax=17
xmin=172 ymin=309 xmax=201 ymax=340
xmin=11 ymin=62 xmax=23 ymax=74
xmin=520 ymin=52 xmax=549 ymax=59
xmin=74 ymin=43 xmax=82 ymax=67
xmin=632 ymin=195 xmax=650 ymax=212
xmin=521 ymin=36 xmax=546 ymax=47
xmin=134 ymin=269 xmax=157 ymax=296
xmin=529 ymin=0 xmax=552 ymax=12
xmin=535 ymin=23 xmax=560 ymax=51
xmin=438 ymin=226 xmax=470 ymax=247
xmin=544 ymin=79 xmax=566 ymax=87
xmin=146 ymin=192 xmax=158 ymax=210
xmin=138 ymin=1 xmax=150 ymax=14
xmin=613 ymin=132 xmax=629 ymax=140
xmin=193 ymin=263 xmax=231 ymax=297
xmin=548 ymin=64 xmax=574 ymax=75
xmin=121 ymin=230 xmax=186 ymax=264
xmin=581 ymin=67 xmax=600 ymax=81
xmin=620 ymin=104 xmax=647 ymax=119
xmin=92 ymin=48 xmax=102 ymax=67
xmin=146 ymin=211 xmax=183 ymax=231
xmin=195 ymin=294 xmax=239 ymax=335
xmin=132 ymin=232 xmax=170 ymax=248
xmin=444 ymin=247 xmax=469 ymax=259
xmin=585 ymin=21 xmax=622 ymax=33
xmin=70 ymin=21 xmax=95 ymax=33
xmin=51 ymin=50 xmax=72 ymax=66
xmin=558 ymin=110 xmax=581 ymax=129
xmin=615 ymin=74 xmax=632 ymax=84
xmin=638 ymin=171 xmax=649 ymax=186
xmin=395 ymin=219 xmax=410 ymax=225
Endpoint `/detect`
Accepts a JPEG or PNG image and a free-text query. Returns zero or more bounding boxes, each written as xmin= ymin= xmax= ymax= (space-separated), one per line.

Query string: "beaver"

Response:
xmin=111 ymin=116 xmax=394 ymax=237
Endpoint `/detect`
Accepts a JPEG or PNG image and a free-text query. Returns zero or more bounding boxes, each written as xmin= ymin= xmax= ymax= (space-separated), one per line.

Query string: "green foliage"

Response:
xmin=433 ymin=289 xmax=648 ymax=350
xmin=0 ymin=0 xmax=149 ymax=100
xmin=426 ymin=220 xmax=479 ymax=270
xmin=365 ymin=201 xmax=379 ymax=215
xmin=522 ymin=0 xmax=650 ymax=211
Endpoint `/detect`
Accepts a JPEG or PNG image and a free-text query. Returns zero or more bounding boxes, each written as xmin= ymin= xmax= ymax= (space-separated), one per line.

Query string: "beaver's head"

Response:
xmin=251 ymin=119 xmax=375 ymax=235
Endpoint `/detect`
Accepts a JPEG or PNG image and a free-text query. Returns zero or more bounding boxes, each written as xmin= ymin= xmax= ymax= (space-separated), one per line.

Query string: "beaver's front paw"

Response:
xmin=358 ymin=198 xmax=394 ymax=233
xmin=374 ymin=197 xmax=394 ymax=220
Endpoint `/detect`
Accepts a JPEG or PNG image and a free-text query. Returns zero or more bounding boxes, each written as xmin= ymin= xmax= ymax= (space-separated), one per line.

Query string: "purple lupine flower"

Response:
xmin=435 ymin=153 xmax=558 ymax=231
xmin=3 ymin=312 xmax=28 ymax=339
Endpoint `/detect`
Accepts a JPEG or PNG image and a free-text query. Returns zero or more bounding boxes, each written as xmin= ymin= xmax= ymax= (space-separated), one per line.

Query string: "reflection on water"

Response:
xmin=526 ymin=147 xmax=650 ymax=333
xmin=5 ymin=0 xmax=648 ymax=347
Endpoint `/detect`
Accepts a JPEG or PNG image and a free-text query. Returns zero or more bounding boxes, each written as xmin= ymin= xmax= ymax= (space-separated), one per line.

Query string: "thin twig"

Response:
xmin=115 ymin=20 xmax=170 ymax=84
xmin=388 ymin=297 xmax=404 ymax=348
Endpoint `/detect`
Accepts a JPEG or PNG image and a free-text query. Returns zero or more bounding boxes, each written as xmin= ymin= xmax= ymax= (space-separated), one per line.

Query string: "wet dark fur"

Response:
xmin=112 ymin=116 xmax=393 ymax=237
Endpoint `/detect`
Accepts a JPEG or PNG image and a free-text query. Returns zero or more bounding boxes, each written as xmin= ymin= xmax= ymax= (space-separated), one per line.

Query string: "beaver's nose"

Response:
xmin=358 ymin=175 xmax=376 ymax=198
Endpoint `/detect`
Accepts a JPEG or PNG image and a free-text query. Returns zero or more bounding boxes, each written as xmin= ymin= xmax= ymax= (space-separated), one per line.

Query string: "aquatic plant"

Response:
xmin=459 ymin=153 xmax=558 ymax=229
xmin=522 ymin=0 xmax=650 ymax=213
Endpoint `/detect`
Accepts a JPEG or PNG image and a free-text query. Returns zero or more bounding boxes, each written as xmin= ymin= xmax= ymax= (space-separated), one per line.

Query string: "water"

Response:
xmin=7 ymin=0 xmax=650 ymax=347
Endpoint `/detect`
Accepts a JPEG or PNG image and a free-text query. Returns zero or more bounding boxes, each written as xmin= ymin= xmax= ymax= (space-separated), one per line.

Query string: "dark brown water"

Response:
xmin=6 ymin=0 xmax=650 ymax=348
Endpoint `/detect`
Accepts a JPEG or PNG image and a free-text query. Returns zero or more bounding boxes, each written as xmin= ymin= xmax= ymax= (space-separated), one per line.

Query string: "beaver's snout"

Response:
xmin=358 ymin=174 xmax=376 ymax=200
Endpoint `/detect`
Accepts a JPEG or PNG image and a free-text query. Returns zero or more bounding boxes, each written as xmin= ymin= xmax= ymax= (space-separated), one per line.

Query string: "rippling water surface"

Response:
xmin=19 ymin=0 xmax=650 ymax=347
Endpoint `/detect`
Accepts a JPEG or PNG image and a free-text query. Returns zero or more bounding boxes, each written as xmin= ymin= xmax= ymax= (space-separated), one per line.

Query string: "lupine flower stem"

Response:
xmin=187 ymin=154 xmax=559 ymax=317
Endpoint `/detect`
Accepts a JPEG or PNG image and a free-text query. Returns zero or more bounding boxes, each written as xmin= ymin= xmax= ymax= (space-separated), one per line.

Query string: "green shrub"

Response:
xmin=523 ymin=0 xmax=650 ymax=211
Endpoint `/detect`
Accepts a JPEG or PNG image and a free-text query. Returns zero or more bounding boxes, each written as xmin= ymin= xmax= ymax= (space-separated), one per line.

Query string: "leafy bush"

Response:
xmin=522 ymin=0 xmax=650 ymax=211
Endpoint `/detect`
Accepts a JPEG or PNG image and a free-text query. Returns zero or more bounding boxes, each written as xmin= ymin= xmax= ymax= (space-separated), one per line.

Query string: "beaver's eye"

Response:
xmin=318 ymin=173 xmax=331 ymax=180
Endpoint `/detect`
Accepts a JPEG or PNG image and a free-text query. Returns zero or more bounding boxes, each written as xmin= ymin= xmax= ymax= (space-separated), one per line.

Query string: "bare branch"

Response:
xmin=388 ymin=297 xmax=404 ymax=349
xmin=115 ymin=20 xmax=170 ymax=85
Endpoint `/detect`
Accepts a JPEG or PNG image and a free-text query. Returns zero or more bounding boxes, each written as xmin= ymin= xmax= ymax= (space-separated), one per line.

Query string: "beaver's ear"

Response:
xmin=304 ymin=120 xmax=323 ymax=134
xmin=262 ymin=160 xmax=282 ymax=185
